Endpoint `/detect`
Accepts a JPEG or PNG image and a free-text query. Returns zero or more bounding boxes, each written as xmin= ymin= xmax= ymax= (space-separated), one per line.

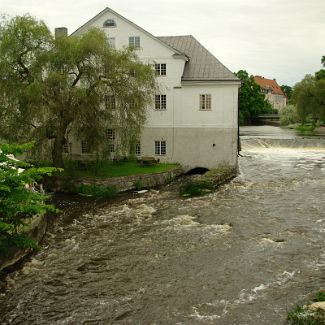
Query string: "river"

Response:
xmin=1 ymin=126 xmax=325 ymax=324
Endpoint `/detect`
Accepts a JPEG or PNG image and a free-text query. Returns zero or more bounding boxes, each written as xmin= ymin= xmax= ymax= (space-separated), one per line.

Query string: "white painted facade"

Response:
xmin=71 ymin=8 xmax=240 ymax=170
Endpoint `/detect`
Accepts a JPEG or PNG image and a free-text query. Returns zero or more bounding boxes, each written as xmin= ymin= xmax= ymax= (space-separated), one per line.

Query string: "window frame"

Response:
xmin=129 ymin=36 xmax=140 ymax=49
xmin=135 ymin=142 xmax=141 ymax=156
xmin=155 ymin=94 xmax=167 ymax=110
xmin=199 ymin=94 xmax=212 ymax=111
xmin=105 ymin=95 xmax=116 ymax=110
xmin=63 ymin=140 xmax=72 ymax=154
xmin=81 ymin=140 xmax=90 ymax=154
xmin=109 ymin=143 xmax=115 ymax=153
xmin=155 ymin=63 xmax=166 ymax=76
xmin=155 ymin=140 xmax=166 ymax=156
xmin=106 ymin=128 xmax=116 ymax=141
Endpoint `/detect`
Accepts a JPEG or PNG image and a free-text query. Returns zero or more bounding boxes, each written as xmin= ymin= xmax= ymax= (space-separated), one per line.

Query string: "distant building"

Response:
xmin=67 ymin=7 xmax=241 ymax=170
xmin=254 ymin=76 xmax=286 ymax=111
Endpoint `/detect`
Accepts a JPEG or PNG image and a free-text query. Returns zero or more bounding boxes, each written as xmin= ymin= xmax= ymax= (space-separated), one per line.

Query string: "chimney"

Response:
xmin=55 ymin=27 xmax=68 ymax=39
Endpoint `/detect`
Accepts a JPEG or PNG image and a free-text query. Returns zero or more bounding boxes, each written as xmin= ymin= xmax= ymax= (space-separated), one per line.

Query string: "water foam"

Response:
xmin=160 ymin=215 xmax=232 ymax=236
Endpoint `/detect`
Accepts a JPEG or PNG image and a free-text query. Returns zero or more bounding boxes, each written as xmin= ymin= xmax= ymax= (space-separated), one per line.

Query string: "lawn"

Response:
xmin=63 ymin=160 xmax=179 ymax=178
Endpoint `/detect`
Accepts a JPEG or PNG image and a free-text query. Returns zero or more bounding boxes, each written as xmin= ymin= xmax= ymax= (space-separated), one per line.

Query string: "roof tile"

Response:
xmin=254 ymin=76 xmax=285 ymax=96
xmin=158 ymin=35 xmax=238 ymax=81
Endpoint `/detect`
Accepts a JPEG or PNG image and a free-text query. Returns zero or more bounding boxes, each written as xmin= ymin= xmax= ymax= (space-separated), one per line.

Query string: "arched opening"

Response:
xmin=185 ymin=167 xmax=209 ymax=175
xmin=103 ymin=19 xmax=116 ymax=27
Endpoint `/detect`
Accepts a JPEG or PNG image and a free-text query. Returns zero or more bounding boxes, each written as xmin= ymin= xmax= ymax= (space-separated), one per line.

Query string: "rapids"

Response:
xmin=0 ymin=126 xmax=324 ymax=324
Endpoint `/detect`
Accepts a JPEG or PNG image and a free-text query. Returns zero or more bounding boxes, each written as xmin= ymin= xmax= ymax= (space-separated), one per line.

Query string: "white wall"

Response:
xmin=73 ymin=9 xmax=239 ymax=169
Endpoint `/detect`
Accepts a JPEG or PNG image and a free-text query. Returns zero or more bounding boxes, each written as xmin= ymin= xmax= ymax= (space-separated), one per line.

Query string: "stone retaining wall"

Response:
xmin=74 ymin=167 xmax=183 ymax=192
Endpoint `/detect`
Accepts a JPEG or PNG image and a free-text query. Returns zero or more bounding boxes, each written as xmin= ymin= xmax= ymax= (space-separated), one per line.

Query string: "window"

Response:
xmin=105 ymin=95 xmax=116 ymax=110
xmin=103 ymin=19 xmax=116 ymax=27
xmin=81 ymin=141 xmax=90 ymax=154
xmin=135 ymin=142 xmax=141 ymax=156
xmin=109 ymin=143 xmax=115 ymax=153
xmin=108 ymin=37 xmax=115 ymax=49
xmin=155 ymin=95 xmax=167 ymax=110
xmin=63 ymin=140 xmax=72 ymax=154
xmin=155 ymin=140 xmax=166 ymax=156
xmin=106 ymin=128 xmax=116 ymax=141
xmin=129 ymin=36 xmax=140 ymax=49
xmin=200 ymin=94 xmax=211 ymax=110
xmin=155 ymin=63 xmax=166 ymax=76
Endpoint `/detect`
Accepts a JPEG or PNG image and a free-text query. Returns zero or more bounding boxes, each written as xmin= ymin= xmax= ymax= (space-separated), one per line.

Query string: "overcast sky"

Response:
xmin=2 ymin=0 xmax=325 ymax=86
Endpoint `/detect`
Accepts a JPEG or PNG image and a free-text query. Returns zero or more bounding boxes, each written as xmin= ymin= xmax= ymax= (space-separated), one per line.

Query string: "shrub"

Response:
xmin=134 ymin=179 xmax=143 ymax=191
xmin=179 ymin=180 xmax=213 ymax=197
xmin=280 ymin=104 xmax=300 ymax=126
xmin=0 ymin=143 xmax=60 ymax=257
xmin=74 ymin=184 xmax=118 ymax=198
xmin=295 ymin=124 xmax=316 ymax=134
xmin=287 ymin=290 xmax=325 ymax=325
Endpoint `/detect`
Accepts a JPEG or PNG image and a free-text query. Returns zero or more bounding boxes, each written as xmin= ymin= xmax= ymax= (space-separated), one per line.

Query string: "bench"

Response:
xmin=137 ymin=156 xmax=159 ymax=166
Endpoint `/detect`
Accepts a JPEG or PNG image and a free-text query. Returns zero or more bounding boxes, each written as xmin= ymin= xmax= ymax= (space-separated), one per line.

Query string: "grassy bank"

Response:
xmin=62 ymin=159 xmax=178 ymax=178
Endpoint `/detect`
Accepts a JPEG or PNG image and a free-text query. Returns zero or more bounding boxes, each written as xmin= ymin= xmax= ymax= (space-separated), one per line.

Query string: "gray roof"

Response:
xmin=158 ymin=35 xmax=238 ymax=82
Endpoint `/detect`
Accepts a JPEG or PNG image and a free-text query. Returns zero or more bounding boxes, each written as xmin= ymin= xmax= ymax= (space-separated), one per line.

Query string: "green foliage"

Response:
xmin=287 ymin=291 xmax=325 ymax=325
xmin=280 ymin=105 xmax=300 ymax=126
xmin=180 ymin=180 xmax=213 ymax=197
xmin=295 ymin=124 xmax=316 ymax=134
xmin=315 ymin=56 xmax=325 ymax=81
xmin=313 ymin=291 xmax=325 ymax=302
xmin=292 ymin=56 xmax=325 ymax=124
xmin=235 ymin=70 xmax=274 ymax=125
xmin=164 ymin=174 xmax=174 ymax=185
xmin=0 ymin=143 xmax=60 ymax=256
xmin=292 ymin=75 xmax=317 ymax=124
xmin=134 ymin=179 xmax=143 ymax=191
xmin=281 ymin=85 xmax=293 ymax=101
xmin=287 ymin=305 xmax=325 ymax=325
xmin=0 ymin=15 xmax=157 ymax=167
xmin=73 ymin=184 xmax=118 ymax=199
xmin=315 ymin=69 xmax=325 ymax=81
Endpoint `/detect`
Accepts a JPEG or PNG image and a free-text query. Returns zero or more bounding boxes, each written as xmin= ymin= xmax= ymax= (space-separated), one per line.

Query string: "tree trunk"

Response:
xmin=52 ymin=135 xmax=65 ymax=168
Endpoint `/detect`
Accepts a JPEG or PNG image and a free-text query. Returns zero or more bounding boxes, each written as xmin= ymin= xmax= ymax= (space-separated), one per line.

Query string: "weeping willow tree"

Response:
xmin=0 ymin=15 xmax=157 ymax=167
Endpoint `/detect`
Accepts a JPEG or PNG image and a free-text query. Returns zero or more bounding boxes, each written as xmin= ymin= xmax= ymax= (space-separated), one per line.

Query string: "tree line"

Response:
xmin=234 ymin=70 xmax=276 ymax=125
xmin=290 ymin=56 xmax=325 ymax=124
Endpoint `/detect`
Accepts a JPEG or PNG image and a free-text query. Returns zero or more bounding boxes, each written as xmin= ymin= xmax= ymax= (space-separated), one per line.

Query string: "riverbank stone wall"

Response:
xmin=74 ymin=167 xmax=184 ymax=192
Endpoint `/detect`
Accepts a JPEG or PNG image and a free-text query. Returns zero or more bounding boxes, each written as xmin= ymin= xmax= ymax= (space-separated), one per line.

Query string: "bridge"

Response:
xmin=253 ymin=114 xmax=280 ymax=125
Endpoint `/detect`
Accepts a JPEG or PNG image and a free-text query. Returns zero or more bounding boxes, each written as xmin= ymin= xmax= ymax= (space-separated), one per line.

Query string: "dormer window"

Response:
xmin=103 ymin=19 xmax=116 ymax=27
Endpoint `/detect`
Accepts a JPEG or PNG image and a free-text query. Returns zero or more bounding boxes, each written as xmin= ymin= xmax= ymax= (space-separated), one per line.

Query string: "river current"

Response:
xmin=1 ymin=126 xmax=325 ymax=324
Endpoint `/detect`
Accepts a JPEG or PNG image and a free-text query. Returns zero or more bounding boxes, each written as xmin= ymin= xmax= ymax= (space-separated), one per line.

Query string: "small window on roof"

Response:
xmin=103 ymin=19 xmax=116 ymax=27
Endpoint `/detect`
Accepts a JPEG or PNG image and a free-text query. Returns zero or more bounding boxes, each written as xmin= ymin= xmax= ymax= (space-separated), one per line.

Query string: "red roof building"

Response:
xmin=254 ymin=76 xmax=287 ymax=111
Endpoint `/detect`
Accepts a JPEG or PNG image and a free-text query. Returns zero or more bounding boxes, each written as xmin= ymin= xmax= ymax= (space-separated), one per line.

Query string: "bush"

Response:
xmin=280 ymin=105 xmax=300 ymax=126
xmin=180 ymin=180 xmax=213 ymax=197
xmin=134 ymin=179 xmax=143 ymax=191
xmin=295 ymin=124 xmax=316 ymax=134
xmin=287 ymin=290 xmax=325 ymax=325
xmin=0 ymin=143 xmax=60 ymax=257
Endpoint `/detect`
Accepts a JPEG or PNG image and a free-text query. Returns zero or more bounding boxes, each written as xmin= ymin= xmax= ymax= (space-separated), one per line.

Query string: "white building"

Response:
xmin=71 ymin=7 xmax=240 ymax=170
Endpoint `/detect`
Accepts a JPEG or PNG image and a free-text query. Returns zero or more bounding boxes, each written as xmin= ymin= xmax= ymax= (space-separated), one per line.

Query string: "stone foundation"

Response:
xmin=74 ymin=167 xmax=183 ymax=192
